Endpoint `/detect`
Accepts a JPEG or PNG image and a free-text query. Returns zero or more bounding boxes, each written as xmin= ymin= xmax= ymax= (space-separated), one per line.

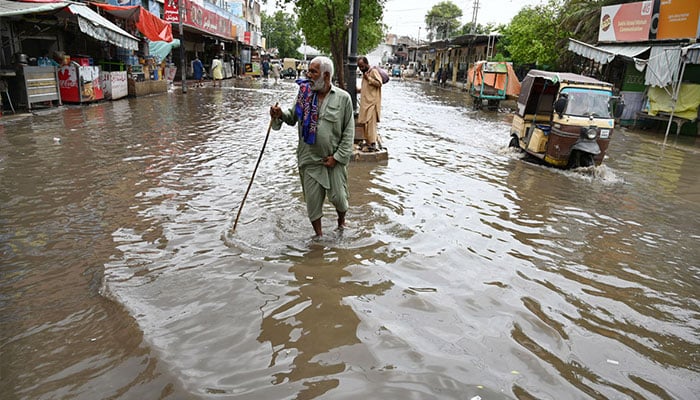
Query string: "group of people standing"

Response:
xmin=268 ymin=54 xmax=383 ymax=238
xmin=261 ymin=59 xmax=283 ymax=84
xmin=191 ymin=55 xmax=224 ymax=87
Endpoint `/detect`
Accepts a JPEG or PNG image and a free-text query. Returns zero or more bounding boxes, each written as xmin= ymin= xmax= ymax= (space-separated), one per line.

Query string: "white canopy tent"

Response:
xmin=297 ymin=44 xmax=322 ymax=60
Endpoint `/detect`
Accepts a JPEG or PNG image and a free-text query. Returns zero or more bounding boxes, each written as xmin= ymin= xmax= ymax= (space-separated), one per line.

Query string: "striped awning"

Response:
xmin=63 ymin=3 xmax=139 ymax=50
xmin=567 ymin=38 xmax=649 ymax=64
xmin=683 ymin=43 xmax=700 ymax=65
xmin=0 ymin=0 xmax=67 ymax=16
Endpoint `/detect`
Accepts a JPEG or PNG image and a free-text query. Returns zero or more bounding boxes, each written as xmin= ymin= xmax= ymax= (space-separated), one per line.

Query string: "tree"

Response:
xmin=458 ymin=22 xmax=500 ymax=36
xmin=425 ymin=1 xmax=462 ymax=41
xmin=261 ymin=11 xmax=303 ymax=59
xmin=500 ymin=0 xmax=566 ymax=69
xmin=280 ymin=0 xmax=385 ymax=90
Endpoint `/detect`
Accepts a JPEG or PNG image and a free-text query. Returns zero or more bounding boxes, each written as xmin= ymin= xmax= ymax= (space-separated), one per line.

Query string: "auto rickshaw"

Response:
xmin=509 ymin=70 xmax=624 ymax=168
xmin=282 ymin=58 xmax=299 ymax=79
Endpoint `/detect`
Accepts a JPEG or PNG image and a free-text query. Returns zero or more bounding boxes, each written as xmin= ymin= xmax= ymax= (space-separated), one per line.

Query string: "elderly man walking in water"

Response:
xmin=269 ymin=56 xmax=355 ymax=237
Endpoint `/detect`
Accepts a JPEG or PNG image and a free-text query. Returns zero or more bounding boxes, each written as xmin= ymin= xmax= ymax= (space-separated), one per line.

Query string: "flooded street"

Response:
xmin=1 ymin=78 xmax=699 ymax=399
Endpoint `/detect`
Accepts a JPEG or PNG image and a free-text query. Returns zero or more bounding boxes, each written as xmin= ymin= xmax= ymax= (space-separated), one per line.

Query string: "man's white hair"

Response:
xmin=311 ymin=56 xmax=334 ymax=79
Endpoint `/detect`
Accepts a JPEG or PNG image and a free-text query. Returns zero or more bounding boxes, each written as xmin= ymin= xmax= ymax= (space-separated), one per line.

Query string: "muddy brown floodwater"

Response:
xmin=1 ymin=78 xmax=698 ymax=399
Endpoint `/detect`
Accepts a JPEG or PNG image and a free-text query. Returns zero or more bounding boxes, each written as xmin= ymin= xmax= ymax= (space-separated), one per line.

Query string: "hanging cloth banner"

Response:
xmin=92 ymin=2 xmax=173 ymax=42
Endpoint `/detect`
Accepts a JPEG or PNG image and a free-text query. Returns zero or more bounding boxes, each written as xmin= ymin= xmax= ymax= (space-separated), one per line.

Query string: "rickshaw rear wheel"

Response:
xmin=508 ymin=135 xmax=520 ymax=148
xmin=568 ymin=151 xmax=595 ymax=168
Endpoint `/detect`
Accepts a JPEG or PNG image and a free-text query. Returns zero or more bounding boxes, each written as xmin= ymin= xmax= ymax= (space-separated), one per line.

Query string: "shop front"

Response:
xmin=0 ymin=1 xmax=139 ymax=111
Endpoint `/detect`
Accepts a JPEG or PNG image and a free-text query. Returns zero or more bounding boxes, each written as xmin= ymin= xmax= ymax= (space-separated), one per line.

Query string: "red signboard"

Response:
xmin=598 ymin=1 xmax=654 ymax=42
xmin=163 ymin=0 xmax=179 ymax=23
xmin=181 ymin=0 xmax=234 ymax=39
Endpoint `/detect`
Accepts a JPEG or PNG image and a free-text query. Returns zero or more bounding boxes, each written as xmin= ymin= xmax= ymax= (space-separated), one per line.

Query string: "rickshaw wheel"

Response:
xmin=568 ymin=151 xmax=595 ymax=168
xmin=508 ymin=136 xmax=520 ymax=148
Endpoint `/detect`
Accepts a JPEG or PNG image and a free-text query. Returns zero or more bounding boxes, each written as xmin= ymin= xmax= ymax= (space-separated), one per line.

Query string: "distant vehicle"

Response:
xmin=282 ymin=58 xmax=299 ymax=79
xmin=403 ymin=62 xmax=417 ymax=78
xmin=391 ymin=64 xmax=401 ymax=77
xmin=467 ymin=61 xmax=520 ymax=110
xmin=509 ymin=70 xmax=625 ymax=169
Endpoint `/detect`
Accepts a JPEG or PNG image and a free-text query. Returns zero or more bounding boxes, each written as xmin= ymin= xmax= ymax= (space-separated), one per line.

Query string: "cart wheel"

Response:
xmin=487 ymin=100 xmax=500 ymax=110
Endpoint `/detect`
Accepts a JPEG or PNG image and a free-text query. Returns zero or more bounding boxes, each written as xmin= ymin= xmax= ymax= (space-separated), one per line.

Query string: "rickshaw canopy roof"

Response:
xmin=516 ymin=70 xmax=613 ymax=117
xmin=523 ymin=69 xmax=612 ymax=87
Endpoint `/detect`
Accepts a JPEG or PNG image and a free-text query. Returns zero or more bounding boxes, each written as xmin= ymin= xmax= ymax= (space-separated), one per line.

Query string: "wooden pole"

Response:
xmin=233 ymin=106 xmax=277 ymax=232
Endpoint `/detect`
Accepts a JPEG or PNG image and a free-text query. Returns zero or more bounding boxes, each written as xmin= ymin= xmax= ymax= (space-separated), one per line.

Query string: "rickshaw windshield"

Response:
xmin=561 ymin=88 xmax=613 ymax=118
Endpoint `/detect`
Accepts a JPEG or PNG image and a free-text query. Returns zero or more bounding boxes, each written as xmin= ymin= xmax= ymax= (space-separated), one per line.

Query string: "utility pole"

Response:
xmin=470 ymin=0 xmax=480 ymax=34
xmin=346 ymin=0 xmax=360 ymax=112
xmin=178 ymin=0 xmax=187 ymax=93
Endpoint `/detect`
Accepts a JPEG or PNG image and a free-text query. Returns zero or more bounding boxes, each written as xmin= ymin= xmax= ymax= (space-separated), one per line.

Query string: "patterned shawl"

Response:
xmin=295 ymin=79 xmax=319 ymax=145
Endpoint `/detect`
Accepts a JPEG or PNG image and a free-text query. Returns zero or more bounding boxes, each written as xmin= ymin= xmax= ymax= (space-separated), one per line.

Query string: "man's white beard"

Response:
xmin=311 ymin=76 xmax=325 ymax=91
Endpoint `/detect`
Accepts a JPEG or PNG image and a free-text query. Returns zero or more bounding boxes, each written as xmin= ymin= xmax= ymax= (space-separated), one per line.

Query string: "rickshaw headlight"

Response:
xmin=586 ymin=128 xmax=597 ymax=140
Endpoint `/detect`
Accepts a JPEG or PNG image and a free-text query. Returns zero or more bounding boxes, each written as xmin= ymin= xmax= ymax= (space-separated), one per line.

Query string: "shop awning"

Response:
xmin=0 ymin=0 xmax=67 ymax=16
xmin=567 ymin=38 xmax=649 ymax=65
xmin=91 ymin=2 xmax=173 ymax=43
xmin=644 ymin=46 xmax=682 ymax=87
xmin=683 ymin=43 xmax=700 ymax=65
xmin=60 ymin=3 xmax=139 ymax=50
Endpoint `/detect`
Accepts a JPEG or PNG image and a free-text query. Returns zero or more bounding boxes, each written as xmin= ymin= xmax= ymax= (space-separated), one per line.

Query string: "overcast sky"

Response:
xmin=263 ymin=0 xmax=544 ymax=39
xmin=383 ymin=0 xmax=544 ymax=38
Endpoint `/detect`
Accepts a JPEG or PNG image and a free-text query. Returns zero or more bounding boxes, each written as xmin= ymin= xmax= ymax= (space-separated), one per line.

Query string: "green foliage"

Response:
xmin=500 ymin=0 xmax=567 ymax=69
xmin=425 ymin=1 xmax=462 ymax=40
xmin=459 ymin=22 xmax=500 ymax=36
xmin=281 ymin=0 xmax=385 ymax=89
xmin=261 ymin=11 xmax=303 ymax=59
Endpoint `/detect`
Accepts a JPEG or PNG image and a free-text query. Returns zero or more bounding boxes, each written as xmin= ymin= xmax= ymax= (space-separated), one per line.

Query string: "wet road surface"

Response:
xmin=1 ymin=77 xmax=699 ymax=399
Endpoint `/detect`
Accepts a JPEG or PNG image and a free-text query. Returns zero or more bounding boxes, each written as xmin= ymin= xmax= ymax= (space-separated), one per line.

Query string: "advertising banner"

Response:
xmin=657 ymin=0 xmax=700 ymax=40
xmin=182 ymin=0 xmax=234 ymax=39
xmin=598 ymin=1 xmax=654 ymax=42
xmin=164 ymin=0 xmax=179 ymax=23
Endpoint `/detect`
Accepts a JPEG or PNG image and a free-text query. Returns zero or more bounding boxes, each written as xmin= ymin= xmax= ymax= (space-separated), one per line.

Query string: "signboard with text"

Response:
xmin=598 ymin=1 xmax=654 ymax=42
xmin=657 ymin=0 xmax=700 ymax=39
xmin=163 ymin=0 xmax=179 ymax=23
xmin=182 ymin=0 xmax=234 ymax=39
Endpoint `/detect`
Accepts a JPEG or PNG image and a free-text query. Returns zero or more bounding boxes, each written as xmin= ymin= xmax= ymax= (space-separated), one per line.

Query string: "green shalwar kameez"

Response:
xmin=272 ymin=85 xmax=355 ymax=221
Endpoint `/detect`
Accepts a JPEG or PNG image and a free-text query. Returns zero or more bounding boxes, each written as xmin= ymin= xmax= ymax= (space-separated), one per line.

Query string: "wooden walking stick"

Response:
xmin=233 ymin=103 xmax=278 ymax=232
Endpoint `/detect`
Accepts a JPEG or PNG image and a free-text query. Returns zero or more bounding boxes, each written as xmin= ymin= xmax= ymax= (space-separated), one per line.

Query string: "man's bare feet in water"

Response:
xmin=337 ymin=210 xmax=346 ymax=230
